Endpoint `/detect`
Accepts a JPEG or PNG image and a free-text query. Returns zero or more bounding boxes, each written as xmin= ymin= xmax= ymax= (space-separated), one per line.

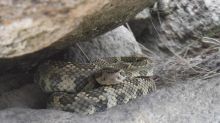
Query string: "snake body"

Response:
xmin=34 ymin=57 xmax=156 ymax=115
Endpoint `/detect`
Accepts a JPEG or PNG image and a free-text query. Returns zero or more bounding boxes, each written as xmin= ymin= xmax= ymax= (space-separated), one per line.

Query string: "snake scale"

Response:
xmin=34 ymin=56 xmax=156 ymax=115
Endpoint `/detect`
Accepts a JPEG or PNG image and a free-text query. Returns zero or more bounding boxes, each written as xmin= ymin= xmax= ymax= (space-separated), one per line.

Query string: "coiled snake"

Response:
xmin=34 ymin=57 xmax=156 ymax=115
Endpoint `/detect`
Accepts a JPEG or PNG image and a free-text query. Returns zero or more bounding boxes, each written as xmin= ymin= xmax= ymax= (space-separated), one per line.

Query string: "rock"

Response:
xmin=129 ymin=0 xmax=220 ymax=57
xmin=0 ymin=0 xmax=155 ymax=74
xmin=135 ymin=8 xmax=151 ymax=19
xmin=63 ymin=26 xmax=143 ymax=63
xmin=0 ymin=76 xmax=219 ymax=123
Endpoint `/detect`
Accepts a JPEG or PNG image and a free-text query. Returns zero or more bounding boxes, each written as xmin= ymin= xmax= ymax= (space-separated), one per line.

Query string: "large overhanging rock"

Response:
xmin=0 ymin=0 xmax=155 ymax=73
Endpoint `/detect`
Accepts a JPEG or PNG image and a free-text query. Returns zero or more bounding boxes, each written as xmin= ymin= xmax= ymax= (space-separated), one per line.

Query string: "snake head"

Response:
xmin=95 ymin=67 xmax=126 ymax=85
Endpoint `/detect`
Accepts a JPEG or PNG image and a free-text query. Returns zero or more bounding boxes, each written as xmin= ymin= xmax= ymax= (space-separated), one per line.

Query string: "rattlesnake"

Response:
xmin=34 ymin=57 xmax=156 ymax=115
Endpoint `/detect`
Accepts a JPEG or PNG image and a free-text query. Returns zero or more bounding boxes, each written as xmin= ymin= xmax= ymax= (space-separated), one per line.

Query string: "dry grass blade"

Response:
xmin=202 ymin=37 xmax=220 ymax=45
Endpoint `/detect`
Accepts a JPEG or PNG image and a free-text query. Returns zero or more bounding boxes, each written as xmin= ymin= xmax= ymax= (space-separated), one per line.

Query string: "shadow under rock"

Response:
xmin=0 ymin=73 xmax=48 ymax=110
